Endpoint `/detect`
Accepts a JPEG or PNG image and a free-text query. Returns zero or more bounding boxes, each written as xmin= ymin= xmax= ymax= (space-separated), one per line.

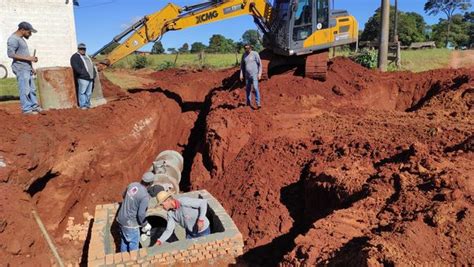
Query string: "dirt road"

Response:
xmin=449 ymin=50 xmax=474 ymax=69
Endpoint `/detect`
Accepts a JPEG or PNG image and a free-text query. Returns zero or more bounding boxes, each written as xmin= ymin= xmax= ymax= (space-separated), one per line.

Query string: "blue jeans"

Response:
xmin=119 ymin=226 xmax=140 ymax=252
xmin=77 ymin=79 xmax=93 ymax=108
xmin=245 ymin=75 xmax=261 ymax=106
xmin=186 ymin=227 xmax=210 ymax=239
xmin=15 ymin=69 xmax=39 ymax=113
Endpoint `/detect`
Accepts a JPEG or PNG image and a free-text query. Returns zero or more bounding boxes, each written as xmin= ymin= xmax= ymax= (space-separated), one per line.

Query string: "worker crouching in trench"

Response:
xmin=153 ymin=191 xmax=211 ymax=246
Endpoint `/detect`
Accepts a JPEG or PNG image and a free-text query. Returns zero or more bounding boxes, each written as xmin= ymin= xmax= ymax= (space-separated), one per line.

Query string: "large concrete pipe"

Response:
xmin=37 ymin=67 xmax=77 ymax=110
xmin=150 ymin=150 xmax=184 ymax=194
xmin=156 ymin=150 xmax=184 ymax=171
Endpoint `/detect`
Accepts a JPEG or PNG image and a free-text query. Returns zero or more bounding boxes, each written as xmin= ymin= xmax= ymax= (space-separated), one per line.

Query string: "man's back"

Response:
xmin=7 ymin=34 xmax=32 ymax=73
xmin=117 ymin=182 xmax=149 ymax=228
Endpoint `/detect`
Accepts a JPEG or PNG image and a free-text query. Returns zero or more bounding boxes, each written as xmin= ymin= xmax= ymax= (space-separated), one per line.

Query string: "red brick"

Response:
xmin=88 ymin=258 xmax=104 ymax=267
xmin=114 ymin=253 xmax=122 ymax=263
xmin=129 ymin=250 xmax=138 ymax=261
xmin=121 ymin=252 xmax=131 ymax=262
xmin=138 ymin=248 xmax=148 ymax=257
xmin=105 ymin=254 xmax=114 ymax=265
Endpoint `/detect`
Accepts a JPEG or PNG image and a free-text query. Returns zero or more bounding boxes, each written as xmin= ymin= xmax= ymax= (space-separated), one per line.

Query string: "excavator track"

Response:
xmin=305 ymin=50 xmax=329 ymax=81
xmin=259 ymin=49 xmax=273 ymax=80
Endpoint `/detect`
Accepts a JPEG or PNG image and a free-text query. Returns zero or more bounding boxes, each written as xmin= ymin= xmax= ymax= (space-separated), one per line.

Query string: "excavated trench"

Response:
xmin=0 ymin=59 xmax=472 ymax=266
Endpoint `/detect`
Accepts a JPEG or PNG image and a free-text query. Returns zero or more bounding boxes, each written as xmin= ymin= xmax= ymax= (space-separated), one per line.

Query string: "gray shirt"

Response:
xmin=81 ymin=54 xmax=95 ymax=79
xmin=7 ymin=34 xmax=32 ymax=73
xmin=158 ymin=197 xmax=210 ymax=243
xmin=116 ymin=182 xmax=150 ymax=228
xmin=240 ymin=51 xmax=262 ymax=78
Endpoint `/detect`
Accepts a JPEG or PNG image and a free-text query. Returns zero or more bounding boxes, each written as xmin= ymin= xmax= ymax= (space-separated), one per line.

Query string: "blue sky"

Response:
xmin=74 ymin=0 xmax=447 ymax=53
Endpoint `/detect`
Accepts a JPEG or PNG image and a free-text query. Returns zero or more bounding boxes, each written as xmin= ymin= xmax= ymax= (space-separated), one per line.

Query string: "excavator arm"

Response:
xmin=93 ymin=0 xmax=272 ymax=66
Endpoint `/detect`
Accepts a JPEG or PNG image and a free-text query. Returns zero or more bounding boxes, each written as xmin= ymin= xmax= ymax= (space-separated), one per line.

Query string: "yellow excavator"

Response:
xmin=93 ymin=0 xmax=358 ymax=81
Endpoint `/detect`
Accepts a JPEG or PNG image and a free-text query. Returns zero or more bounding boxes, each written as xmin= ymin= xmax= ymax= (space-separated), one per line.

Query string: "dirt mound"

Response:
xmin=191 ymin=60 xmax=473 ymax=265
xmin=0 ymin=59 xmax=472 ymax=266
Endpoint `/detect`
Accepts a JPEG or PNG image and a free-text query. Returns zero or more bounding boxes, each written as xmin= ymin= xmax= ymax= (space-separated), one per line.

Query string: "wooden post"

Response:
xmin=200 ymin=50 xmax=205 ymax=67
xmin=378 ymin=0 xmax=390 ymax=71
xmin=174 ymin=52 xmax=179 ymax=67
xmin=396 ymin=41 xmax=401 ymax=68
xmin=393 ymin=0 xmax=399 ymax=43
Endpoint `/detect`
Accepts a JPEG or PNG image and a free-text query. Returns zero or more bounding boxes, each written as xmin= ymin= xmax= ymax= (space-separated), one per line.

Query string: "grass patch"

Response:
xmin=0 ymin=78 xmax=19 ymax=100
xmin=109 ymin=53 xmax=240 ymax=70
xmin=398 ymin=48 xmax=451 ymax=72
xmin=335 ymin=48 xmax=452 ymax=72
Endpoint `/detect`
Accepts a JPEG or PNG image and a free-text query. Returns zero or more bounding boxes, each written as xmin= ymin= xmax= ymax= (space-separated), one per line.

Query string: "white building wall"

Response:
xmin=0 ymin=0 xmax=77 ymax=78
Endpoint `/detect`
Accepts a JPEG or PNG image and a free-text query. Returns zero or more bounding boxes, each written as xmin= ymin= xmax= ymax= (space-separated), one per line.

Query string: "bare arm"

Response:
xmin=158 ymin=211 xmax=176 ymax=244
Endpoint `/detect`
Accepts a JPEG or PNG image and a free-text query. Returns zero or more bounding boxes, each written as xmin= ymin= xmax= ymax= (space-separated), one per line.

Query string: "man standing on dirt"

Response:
xmin=70 ymin=43 xmax=97 ymax=109
xmin=116 ymin=172 xmax=157 ymax=252
xmin=240 ymin=44 xmax=262 ymax=109
xmin=7 ymin=22 xmax=42 ymax=114
xmin=154 ymin=191 xmax=210 ymax=245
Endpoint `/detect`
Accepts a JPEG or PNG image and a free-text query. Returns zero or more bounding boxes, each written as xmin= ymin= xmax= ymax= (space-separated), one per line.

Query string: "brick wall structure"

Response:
xmin=88 ymin=190 xmax=244 ymax=266
xmin=0 ymin=0 xmax=77 ymax=78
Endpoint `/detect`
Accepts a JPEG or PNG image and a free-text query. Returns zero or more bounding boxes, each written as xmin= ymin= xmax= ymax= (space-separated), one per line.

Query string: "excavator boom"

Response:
xmin=94 ymin=0 xmax=272 ymax=66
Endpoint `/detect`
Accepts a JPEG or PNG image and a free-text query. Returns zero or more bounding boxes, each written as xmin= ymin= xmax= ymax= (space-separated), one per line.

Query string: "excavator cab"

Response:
xmin=262 ymin=0 xmax=357 ymax=80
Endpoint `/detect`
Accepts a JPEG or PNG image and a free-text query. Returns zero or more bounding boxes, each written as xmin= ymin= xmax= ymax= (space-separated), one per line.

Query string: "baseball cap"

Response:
xmin=18 ymin=22 xmax=37 ymax=33
xmin=78 ymin=43 xmax=87 ymax=49
xmin=141 ymin=172 xmax=155 ymax=183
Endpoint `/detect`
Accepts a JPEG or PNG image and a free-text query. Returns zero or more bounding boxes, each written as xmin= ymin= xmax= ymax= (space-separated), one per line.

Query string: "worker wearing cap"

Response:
xmin=155 ymin=191 xmax=210 ymax=246
xmin=7 ymin=22 xmax=41 ymax=114
xmin=116 ymin=172 xmax=158 ymax=252
xmin=70 ymin=43 xmax=97 ymax=109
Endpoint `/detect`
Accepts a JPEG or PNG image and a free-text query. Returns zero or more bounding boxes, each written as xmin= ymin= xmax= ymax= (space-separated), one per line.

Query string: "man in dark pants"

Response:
xmin=70 ymin=43 xmax=97 ymax=109
xmin=7 ymin=22 xmax=41 ymax=114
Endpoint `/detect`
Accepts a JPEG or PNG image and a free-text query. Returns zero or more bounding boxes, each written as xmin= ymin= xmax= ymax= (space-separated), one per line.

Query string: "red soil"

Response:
xmin=0 ymin=58 xmax=472 ymax=265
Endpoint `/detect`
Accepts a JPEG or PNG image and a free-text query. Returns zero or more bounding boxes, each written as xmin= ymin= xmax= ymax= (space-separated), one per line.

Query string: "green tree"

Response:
xmin=361 ymin=7 xmax=428 ymax=45
xmin=167 ymin=48 xmax=177 ymax=54
xmin=241 ymin=29 xmax=263 ymax=51
xmin=178 ymin=43 xmax=190 ymax=53
xmin=207 ymin=34 xmax=236 ymax=53
xmin=190 ymin=42 xmax=207 ymax=53
xmin=424 ymin=0 xmax=472 ymax=47
xmin=151 ymin=41 xmax=165 ymax=54
xmin=432 ymin=13 xmax=471 ymax=47
xmin=465 ymin=11 xmax=474 ymax=45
